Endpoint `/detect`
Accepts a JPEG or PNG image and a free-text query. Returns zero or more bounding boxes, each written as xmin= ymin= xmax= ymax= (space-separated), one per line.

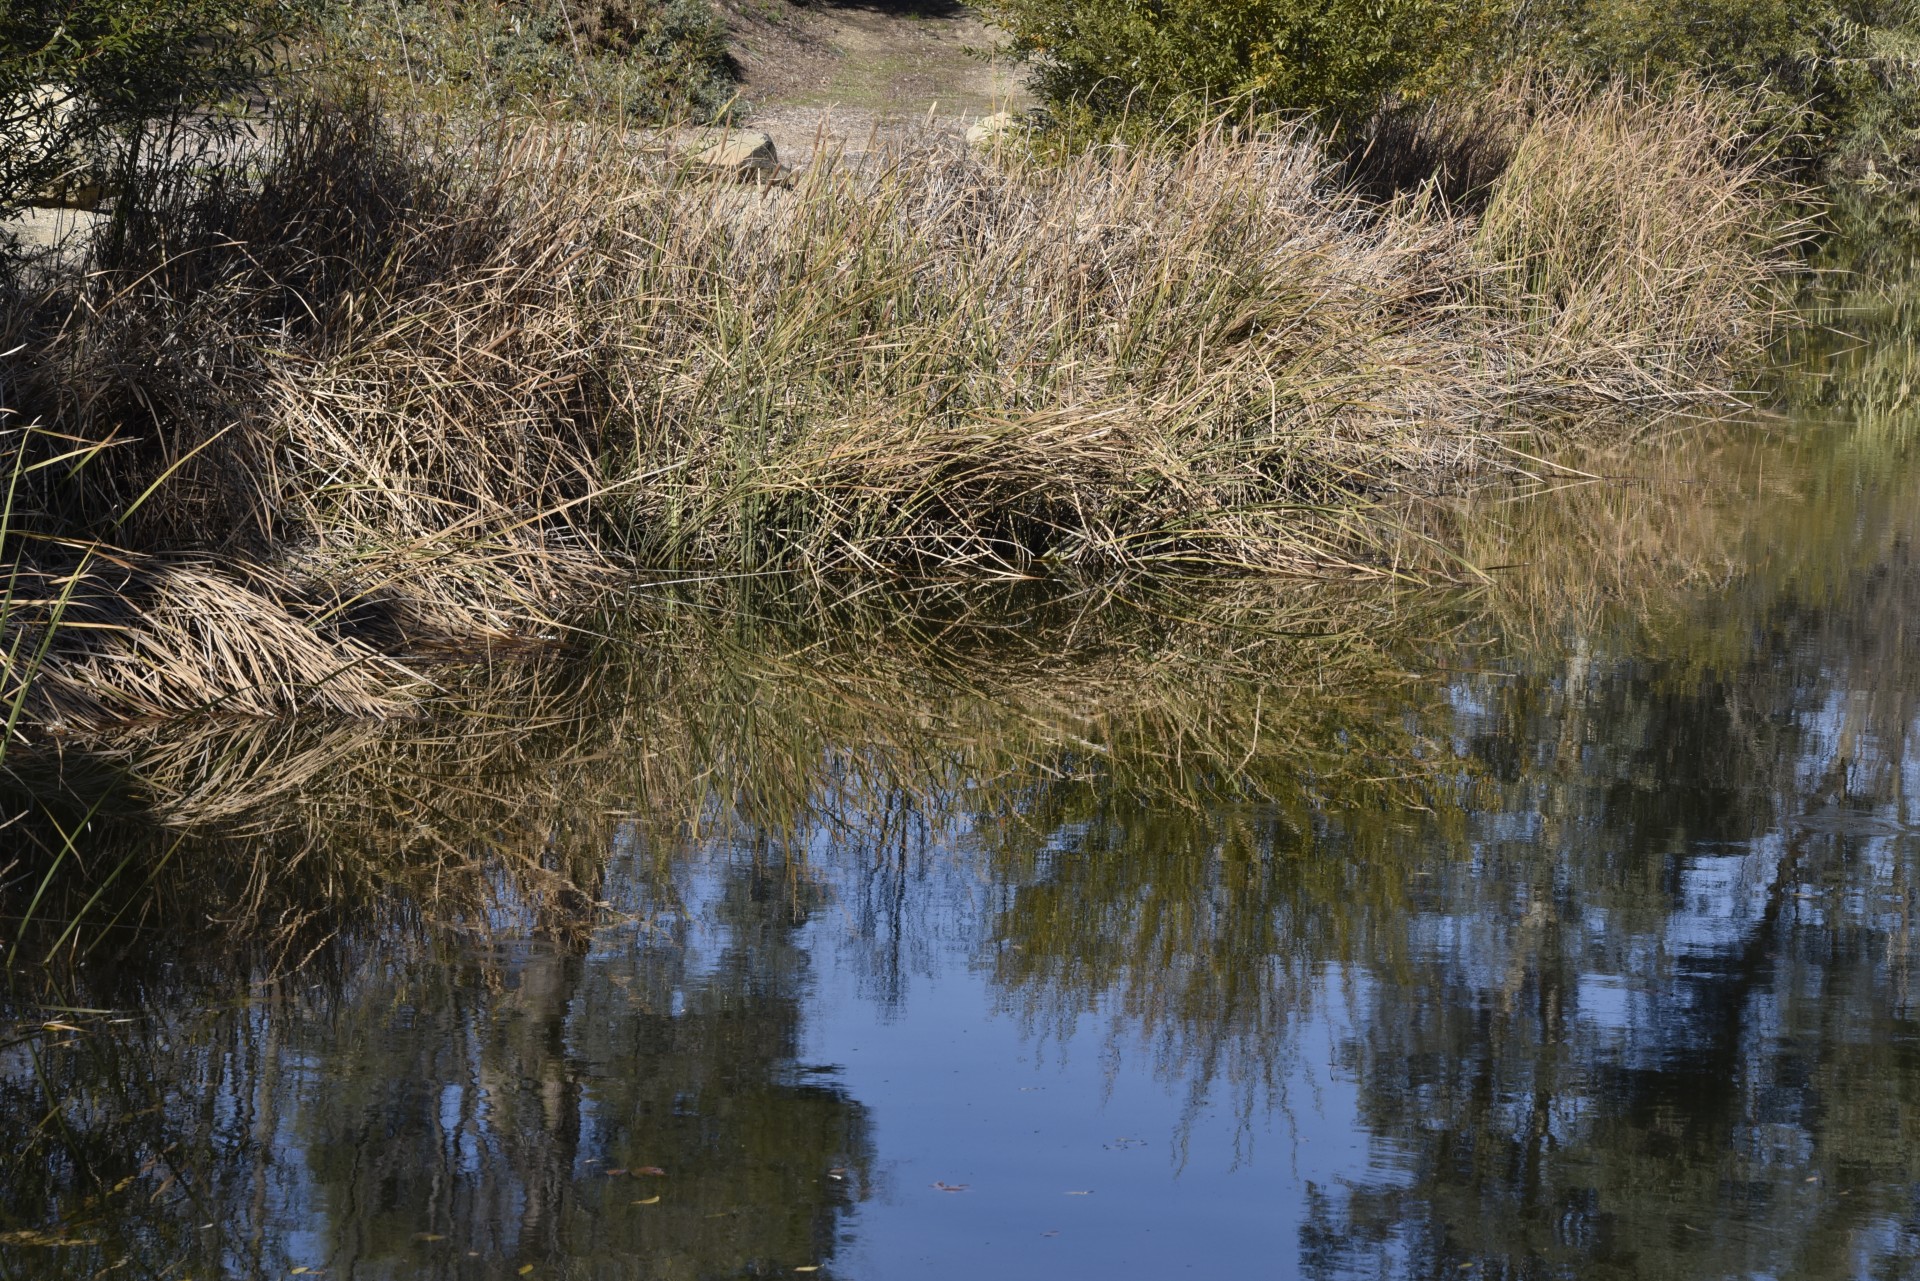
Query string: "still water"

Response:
xmin=6 ymin=236 xmax=1920 ymax=1279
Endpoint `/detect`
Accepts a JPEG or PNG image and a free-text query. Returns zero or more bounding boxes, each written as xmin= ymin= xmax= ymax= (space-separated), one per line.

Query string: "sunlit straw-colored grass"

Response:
xmin=0 ymin=81 xmax=1795 ymax=731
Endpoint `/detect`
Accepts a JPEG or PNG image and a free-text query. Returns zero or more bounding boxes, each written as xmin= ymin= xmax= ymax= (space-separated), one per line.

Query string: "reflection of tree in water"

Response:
xmin=1295 ymin=311 xmax=1920 ymax=1275
xmin=964 ymin=569 xmax=1920 ymax=1272
xmin=0 ymin=849 xmax=870 ymax=1280
xmin=1301 ymin=644 xmax=1920 ymax=1279
xmin=986 ymin=792 xmax=1353 ymax=1156
xmin=975 ymin=261 xmax=1920 ymax=1272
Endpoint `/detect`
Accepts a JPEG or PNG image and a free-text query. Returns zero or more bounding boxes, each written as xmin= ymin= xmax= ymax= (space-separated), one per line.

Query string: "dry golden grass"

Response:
xmin=0 ymin=82 xmax=1795 ymax=732
xmin=1470 ymin=80 xmax=1801 ymax=390
xmin=3 ymin=553 xmax=414 ymax=727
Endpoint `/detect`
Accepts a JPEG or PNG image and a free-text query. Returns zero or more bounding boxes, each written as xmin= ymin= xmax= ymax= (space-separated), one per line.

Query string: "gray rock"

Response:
xmin=684 ymin=128 xmax=790 ymax=184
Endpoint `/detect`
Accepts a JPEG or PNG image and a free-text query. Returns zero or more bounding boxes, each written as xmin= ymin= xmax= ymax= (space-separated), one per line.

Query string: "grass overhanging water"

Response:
xmin=1 ymin=189 xmax=1916 ymax=1276
xmin=0 ymin=78 xmax=1798 ymax=736
xmin=0 ymin=8 xmax=1915 ymax=1270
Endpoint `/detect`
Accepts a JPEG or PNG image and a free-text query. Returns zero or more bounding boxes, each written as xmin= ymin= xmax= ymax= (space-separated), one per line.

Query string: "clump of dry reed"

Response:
xmin=2 ymin=554 xmax=414 ymax=727
xmin=1469 ymin=80 xmax=1796 ymax=388
xmin=0 ymin=83 xmax=1793 ymax=731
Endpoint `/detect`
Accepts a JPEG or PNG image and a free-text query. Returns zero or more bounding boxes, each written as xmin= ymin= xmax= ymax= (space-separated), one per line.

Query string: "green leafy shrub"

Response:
xmin=1500 ymin=0 xmax=1920 ymax=177
xmin=0 ymin=0 xmax=319 ymax=214
xmin=984 ymin=0 xmax=1920 ymax=179
xmin=975 ymin=0 xmax=1487 ymax=122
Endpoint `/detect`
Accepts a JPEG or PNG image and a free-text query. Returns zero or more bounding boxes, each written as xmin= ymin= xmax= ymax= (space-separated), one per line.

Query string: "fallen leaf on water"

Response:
xmin=519 ymin=1267 xmax=535 ymax=1277
xmin=636 ymin=1166 xmax=667 ymax=1177
xmin=605 ymin=1168 xmax=628 ymax=1177
xmin=631 ymin=1196 xmax=661 ymax=1206
xmin=932 ymin=1182 xmax=969 ymax=1193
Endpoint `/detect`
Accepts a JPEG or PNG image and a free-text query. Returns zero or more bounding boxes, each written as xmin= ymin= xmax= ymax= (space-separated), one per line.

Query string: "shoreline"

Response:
xmin=0 ymin=83 xmax=1794 ymax=736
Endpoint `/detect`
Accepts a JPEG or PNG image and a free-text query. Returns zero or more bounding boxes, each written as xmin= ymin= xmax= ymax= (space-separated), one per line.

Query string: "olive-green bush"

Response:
xmin=976 ymin=0 xmax=1483 ymax=122
xmin=985 ymin=0 xmax=1920 ymax=177
xmin=312 ymin=0 xmax=740 ymax=122
xmin=1509 ymin=0 xmax=1920 ymax=176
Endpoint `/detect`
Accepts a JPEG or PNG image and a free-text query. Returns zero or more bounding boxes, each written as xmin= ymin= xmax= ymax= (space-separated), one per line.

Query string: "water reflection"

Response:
xmin=7 ymin=234 xmax=1920 ymax=1277
xmin=1297 ymin=227 xmax=1920 ymax=1278
xmin=1310 ymin=674 xmax=1920 ymax=1278
xmin=2 ymin=850 xmax=870 ymax=1279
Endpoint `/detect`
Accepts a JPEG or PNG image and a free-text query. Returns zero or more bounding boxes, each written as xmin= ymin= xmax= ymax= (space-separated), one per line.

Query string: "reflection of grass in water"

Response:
xmin=0 ymin=577 xmax=1464 ymax=967
xmin=0 ymin=575 xmax=1468 ymax=1261
xmin=1434 ymin=210 xmax=1920 ymax=672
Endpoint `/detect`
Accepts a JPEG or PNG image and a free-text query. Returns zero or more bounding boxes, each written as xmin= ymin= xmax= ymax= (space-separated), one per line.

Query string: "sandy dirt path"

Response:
xmin=7 ymin=3 xmax=1033 ymax=248
xmin=722 ymin=0 xmax=1031 ymax=159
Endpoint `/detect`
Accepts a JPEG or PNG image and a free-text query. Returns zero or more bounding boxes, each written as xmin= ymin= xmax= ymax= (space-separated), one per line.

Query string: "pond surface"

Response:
xmin=6 ymin=233 xmax=1920 ymax=1280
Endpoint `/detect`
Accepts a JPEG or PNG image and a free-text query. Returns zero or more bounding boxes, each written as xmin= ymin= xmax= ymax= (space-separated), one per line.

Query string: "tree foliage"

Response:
xmin=975 ymin=0 xmax=1490 ymax=122
xmin=0 ymin=0 xmax=317 ymax=211
xmin=982 ymin=0 xmax=1920 ymax=173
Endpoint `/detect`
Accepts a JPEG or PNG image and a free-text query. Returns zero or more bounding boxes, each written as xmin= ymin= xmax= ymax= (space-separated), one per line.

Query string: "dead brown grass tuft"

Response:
xmin=1470 ymin=79 xmax=1802 ymax=389
xmin=2 ymin=550 xmax=415 ymax=729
